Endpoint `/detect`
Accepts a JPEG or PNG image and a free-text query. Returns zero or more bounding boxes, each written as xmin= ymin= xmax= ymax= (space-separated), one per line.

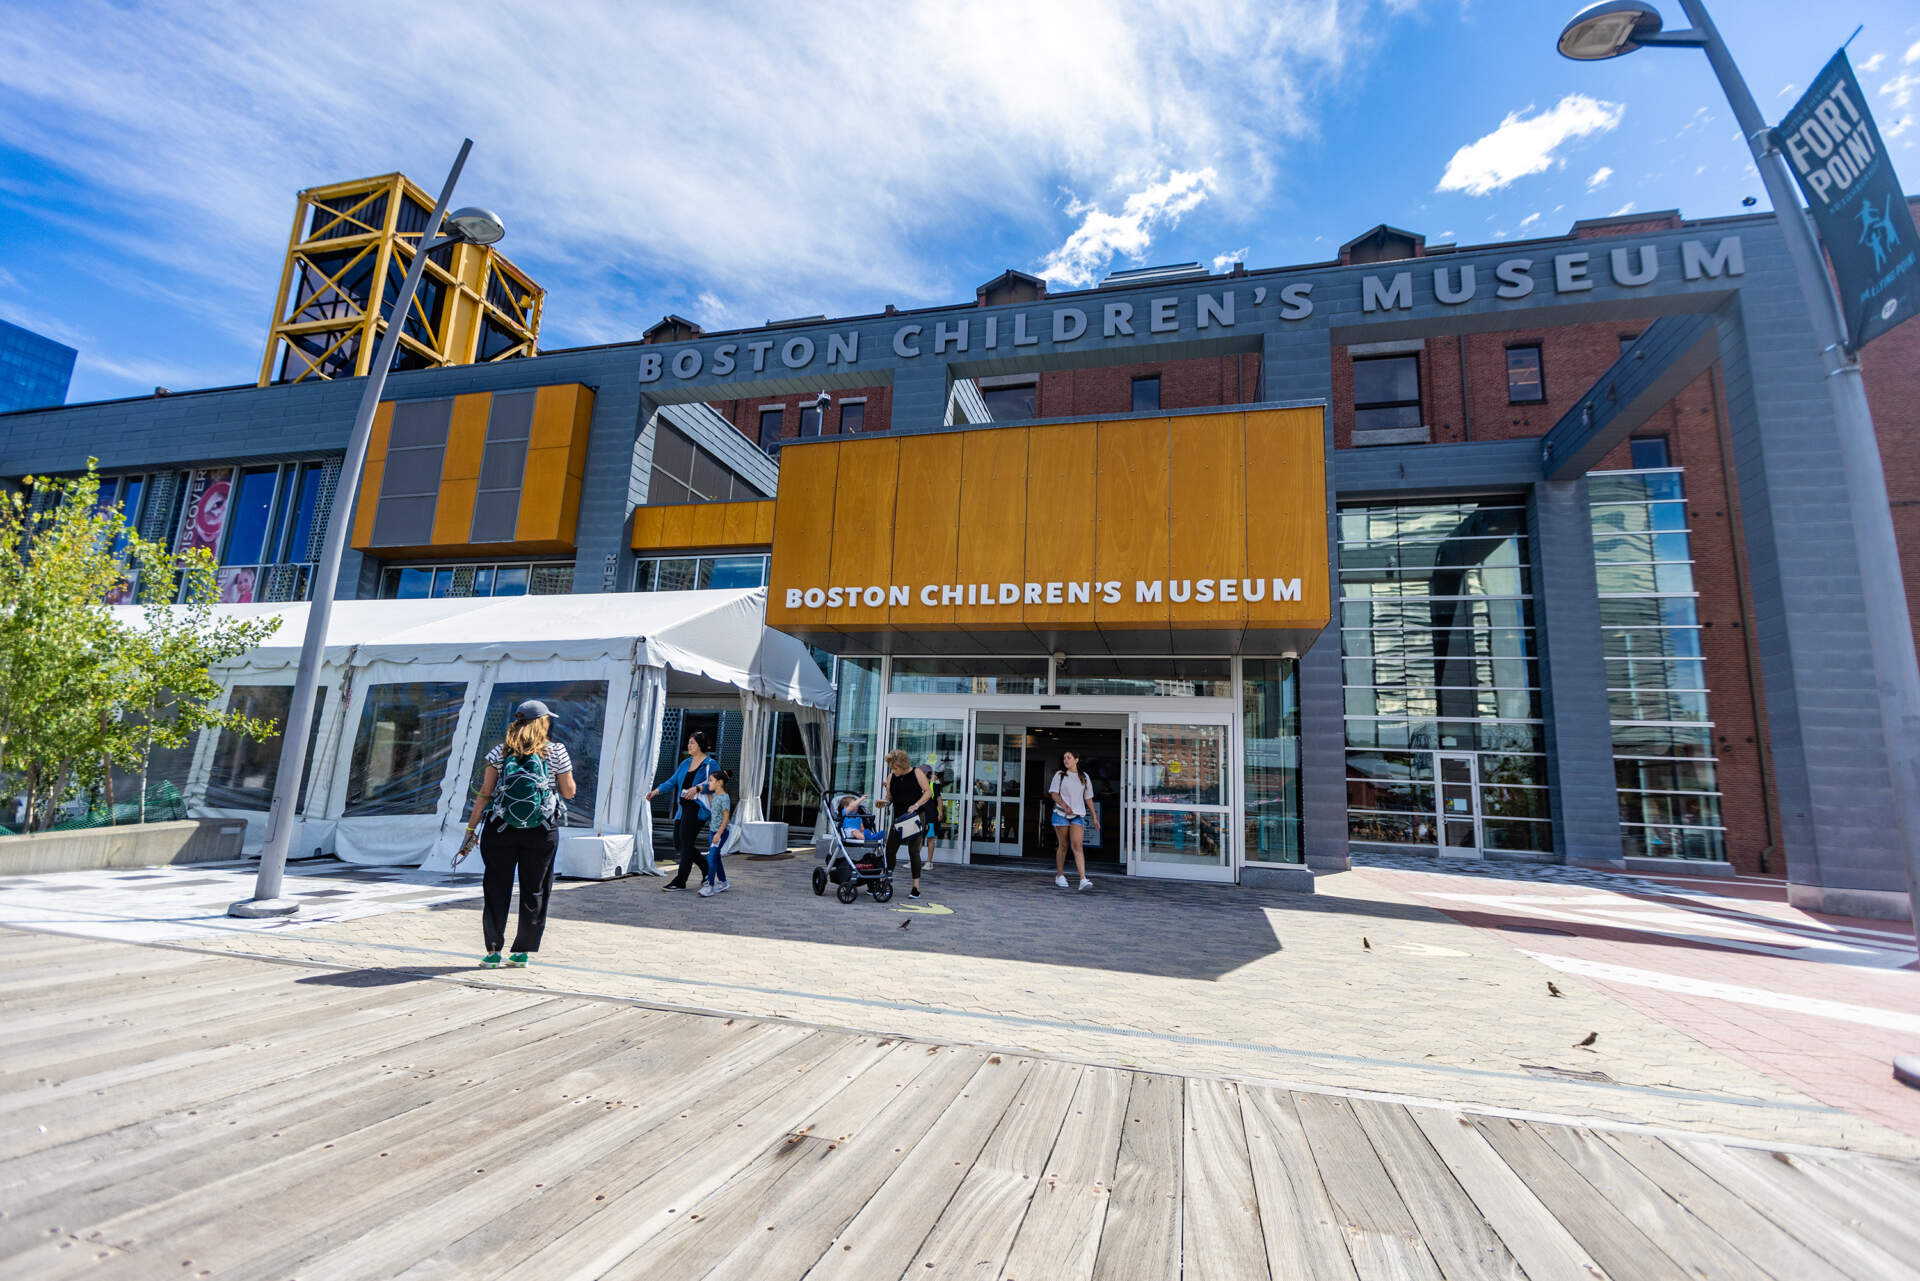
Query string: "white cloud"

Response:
xmin=1211 ymin=246 xmax=1250 ymax=273
xmin=1586 ymin=166 xmax=1614 ymax=191
xmin=1888 ymin=116 xmax=1914 ymax=139
xmin=1777 ymin=83 xmax=1797 ymax=97
xmin=1611 ymin=202 xmax=1637 ymax=217
xmin=1517 ymin=212 xmax=1540 ymax=229
xmin=1884 ymin=71 xmax=1920 ymax=111
xmin=1908 ymin=39 xmax=1920 ymax=64
xmin=1861 ymin=52 xmax=1886 ymax=72
xmin=1039 ymin=169 xmax=1218 ymax=287
xmin=1437 ymin=95 xmax=1625 ymax=196
xmin=0 ymin=0 xmax=1415 ymax=358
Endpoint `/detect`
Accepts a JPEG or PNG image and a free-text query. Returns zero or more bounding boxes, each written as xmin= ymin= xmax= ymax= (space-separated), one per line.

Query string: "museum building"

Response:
xmin=4 ymin=198 xmax=1919 ymax=920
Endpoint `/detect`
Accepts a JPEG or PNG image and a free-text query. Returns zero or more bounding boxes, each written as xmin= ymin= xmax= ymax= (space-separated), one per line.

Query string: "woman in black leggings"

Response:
xmin=878 ymin=749 xmax=934 ymax=900
xmin=648 ymin=731 xmax=715 ymax=890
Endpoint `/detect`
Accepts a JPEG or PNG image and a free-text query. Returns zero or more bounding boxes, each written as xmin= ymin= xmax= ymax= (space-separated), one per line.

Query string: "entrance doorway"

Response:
xmin=962 ymin=720 xmax=1124 ymax=870
xmin=1436 ymin=752 xmax=1482 ymax=857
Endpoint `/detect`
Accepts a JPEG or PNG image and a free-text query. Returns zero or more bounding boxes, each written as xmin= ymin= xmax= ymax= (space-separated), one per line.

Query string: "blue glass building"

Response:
xmin=0 ymin=318 xmax=77 ymax=413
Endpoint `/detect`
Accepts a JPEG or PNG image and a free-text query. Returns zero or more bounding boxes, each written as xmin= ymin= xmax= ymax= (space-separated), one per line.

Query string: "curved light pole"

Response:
xmin=1559 ymin=6 xmax=1920 ymax=965
xmin=229 ymin=140 xmax=505 ymax=917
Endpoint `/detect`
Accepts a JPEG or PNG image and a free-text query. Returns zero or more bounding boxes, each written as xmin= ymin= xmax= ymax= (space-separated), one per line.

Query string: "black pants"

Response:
xmin=884 ymin=826 xmax=926 ymax=880
xmin=480 ymin=821 xmax=559 ymax=953
xmin=667 ymin=798 xmax=708 ymax=888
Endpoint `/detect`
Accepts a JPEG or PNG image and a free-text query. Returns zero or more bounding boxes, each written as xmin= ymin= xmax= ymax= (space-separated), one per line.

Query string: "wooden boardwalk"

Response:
xmin=2 ymin=928 xmax=1918 ymax=1280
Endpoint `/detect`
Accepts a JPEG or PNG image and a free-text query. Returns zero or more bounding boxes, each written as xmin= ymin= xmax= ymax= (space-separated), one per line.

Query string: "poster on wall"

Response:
xmin=216 ymin=567 xmax=258 ymax=603
xmin=1779 ymin=51 xmax=1918 ymax=350
xmin=177 ymin=468 xmax=234 ymax=555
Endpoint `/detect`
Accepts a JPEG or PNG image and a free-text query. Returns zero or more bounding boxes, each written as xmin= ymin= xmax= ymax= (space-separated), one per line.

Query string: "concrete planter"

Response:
xmin=0 ymin=819 xmax=247 ymax=876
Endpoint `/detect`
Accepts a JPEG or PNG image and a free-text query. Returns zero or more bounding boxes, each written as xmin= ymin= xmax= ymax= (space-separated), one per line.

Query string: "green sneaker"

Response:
xmin=481 ymin=952 xmax=502 ymax=968
xmin=507 ymin=952 xmax=529 ymax=968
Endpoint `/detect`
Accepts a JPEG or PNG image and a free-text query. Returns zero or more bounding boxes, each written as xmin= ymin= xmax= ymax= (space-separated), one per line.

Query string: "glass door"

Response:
xmin=968 ymin=722 xmax=1025 ymax=858
xmin=1127 ymin=715 xmax=1235 ymax=882
xmin=1437 ymin=752 xmax=1481 ymax=857
xmin=885 ymin=710 xmax=971 ymax=864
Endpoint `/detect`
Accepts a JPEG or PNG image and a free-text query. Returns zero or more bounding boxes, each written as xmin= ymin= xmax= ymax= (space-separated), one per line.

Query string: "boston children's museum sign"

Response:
xmin=638 ymin=235 xmax=1746 ymax=386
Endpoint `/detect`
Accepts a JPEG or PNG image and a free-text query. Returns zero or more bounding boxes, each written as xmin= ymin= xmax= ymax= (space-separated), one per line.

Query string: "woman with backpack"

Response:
xmin=1048 ymin=749 xmax=1098 ymax=893
xmin=648 ymin=730 xmax=715 ymax=891
xmin=457 ymin=699 xmax=576 ymax=968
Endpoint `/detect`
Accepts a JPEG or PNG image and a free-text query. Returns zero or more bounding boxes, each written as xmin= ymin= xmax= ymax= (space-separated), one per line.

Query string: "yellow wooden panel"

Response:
xmin=953 ymin=428 xmax=1029 ymax=630
xmin=440 ymin=393 xmax=490 ymax=480
xmin=349 ymin=401 xmax=394 ymax=550
xmin=629 ymin=505 xmax=666 ymax=550
xmin=753 ymin=501 xmax=776 ymax=543
xmin=690 ymin=503 xmax=730 ymax=547
xmin=566 ymin=386 xmax=595 ymax=477
xmin=1242 ymin=406 xmax=1330 ymax=627
xmin=720 ymin=500 xmax=757 ymax=547
xmin=767 ymin=445 xmax=841 ymax=628
xmin=528 ymin=383 xmax=579 ymax=451
xmin=430 ymin=479 xmax=478 ymax=547
xmin=514 ymin=446 xmax=572 ymax=545
xmin=1093 ymin=416 xmax=1172 ymax=627
xmin=825 ymin=437 xmax=900 ymax=629
xmin=658 ymin=503 xmax=697 ymax=551
xmin=1167 ymin=411 xmax=1247 ymax=624
xmin=1023 ymin=424 xmax=1098 ymax=626
xmin=887 ymin=433 xmax=965 ymax=628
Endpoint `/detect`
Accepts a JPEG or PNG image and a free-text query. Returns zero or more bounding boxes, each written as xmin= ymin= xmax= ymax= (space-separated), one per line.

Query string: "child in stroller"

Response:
xmin=813 ymin=792 xmax=895 ymax=903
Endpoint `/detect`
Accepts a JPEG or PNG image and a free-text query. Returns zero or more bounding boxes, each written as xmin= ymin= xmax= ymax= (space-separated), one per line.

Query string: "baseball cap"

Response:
xmin=514 ymin=699 xmax=556 ymax=722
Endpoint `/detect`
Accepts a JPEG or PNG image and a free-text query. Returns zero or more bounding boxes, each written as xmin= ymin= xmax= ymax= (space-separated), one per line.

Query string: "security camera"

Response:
xmin=813 ymin=390 xmax=832 ymax=410
xmin=1051 ymin=650 xmax=1067 ymax=664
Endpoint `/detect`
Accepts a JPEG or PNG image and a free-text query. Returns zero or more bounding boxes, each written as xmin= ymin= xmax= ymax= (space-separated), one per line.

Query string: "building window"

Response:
xmin=633 ymin=554 xmax=769 ymax=592
xmin=149 ymin=458 xmax=340 ymax=603
xmin=1589 ymin=467 xmax=1726 ymax=861
xmin=757 ymin=408 xmax=783 ymax=450
xmin=1619 ymin=333 xmax=1640 ymax=354
xmin=650 ymin=423 xmax=749 ymax=505
xmin=839 ymin=401 xmax=865 ymax=433
xmin=1352 ymin=356 xmax=1421 ymax=431
xmin=798 ymin=404 xmax=823 ymax=438
xmin=1505 ymin=345 xmax=1545 ymax=404
xmin=377 ymin=561 xmax=571 ymax=599
xmin=979 ymin=379 xmax=1037 ymax=420
xmin=1629 ymin=437 xmax=1670 ymax=469
xmin=1131 ymin=376 xmax=1161 ymax=412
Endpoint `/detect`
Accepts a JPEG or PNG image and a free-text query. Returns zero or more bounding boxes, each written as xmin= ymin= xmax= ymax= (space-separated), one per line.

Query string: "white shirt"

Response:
xmin=485 ymin=742 xmax=574 ymax=775
xmin=1050 ymin=770 xmax=1094 ymax=817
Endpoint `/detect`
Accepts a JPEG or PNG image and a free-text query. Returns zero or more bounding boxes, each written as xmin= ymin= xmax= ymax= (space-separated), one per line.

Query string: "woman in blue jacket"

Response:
xmin=648 ymin=730 xmax=715 ymax=890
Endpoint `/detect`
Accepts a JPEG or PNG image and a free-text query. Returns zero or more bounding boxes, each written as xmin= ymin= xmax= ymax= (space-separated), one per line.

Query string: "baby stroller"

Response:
xmin=812 ymin=791 xmax=895 ymax=904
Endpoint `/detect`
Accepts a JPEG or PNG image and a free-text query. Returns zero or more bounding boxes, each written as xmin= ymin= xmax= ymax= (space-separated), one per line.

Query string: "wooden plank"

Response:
xmin=1183 ymin=1077 xmax=1271 ymax=1281
xmin=1470 ymin=1116 xmax=1687 ymax=1281
xmin=1024 ymin=423 xmax=1100 ymax=628
xmin=1794 ymin=1152 xmax=1920 ymax=1232
xmin=999 ymin=1064 xmax=1129 ymax=1281
xmin=1531 ymin=1121 xmax=1776 ymax=1281
xmin=953 ymin=428 xmax=1029 ymax=632
xmin=1242 ymin=405 xmax=1330 ymax=628
xmin=0 ymin=956 xmax=290 ymax=1033
xmin=1094 ymin=415 xmax=1171 ymax=629
xmin=823 ymin=435 xmax=900 ymax=633
xmin=0 ymin=945 xmax=217 ymax=998
xmin=911 ymin=1057 xmax=1083 ymax=1280
xmin=1595 ymin=1131 xmax=1855 ymax=1281
xmin=1167 ymin=410 xmax=1247 ymax=626
xmin=1665 ymin=1137 xmax=1920 ymax=1281
xmin=1092 ymin=1071 xmax=1182 ymax=1281
xmin=349 ymin=400 xmax=393 ymax=547
xmin=1349 ymin=1100 xmax=1522 ymax=1281
xmin=1293 ymin=1092 xmax=1444 ymax=1281
xmin=628 ymin=503 xmax=666 ymax=551
xmin=1726 ymin=1145 xmax=1920 ymax=1270
xmin=795 ymin=1051 xmax=1035 ymax=1281
xmin=1239 ymin=1086 xmax=1360 ymax=1281
xmin=692 ymin=1046 xmax=991 ymax=1281
xmin=887 ymin=432 xmax=965 ymax=628
xmin=1406 ymin=1109 xmax=1607 ymax=1281
xmin=766 ymin=443 xmax=839 ymax=629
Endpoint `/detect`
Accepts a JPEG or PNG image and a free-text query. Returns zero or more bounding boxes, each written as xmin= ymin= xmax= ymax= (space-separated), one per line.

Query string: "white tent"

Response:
xmin=126 ymin=589 xmax=833 ymax=870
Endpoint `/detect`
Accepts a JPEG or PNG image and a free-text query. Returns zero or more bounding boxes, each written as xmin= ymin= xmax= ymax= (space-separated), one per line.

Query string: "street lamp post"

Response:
xmin=1557 ymin=1 xmax=1920 ymax=965
xmin=229 ymin=139 xmax=506 ymax=917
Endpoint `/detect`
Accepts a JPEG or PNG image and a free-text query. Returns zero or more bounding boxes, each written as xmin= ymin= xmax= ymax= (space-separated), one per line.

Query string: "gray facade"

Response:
xmin=1 ymin=210 xmax=1910 ymax=918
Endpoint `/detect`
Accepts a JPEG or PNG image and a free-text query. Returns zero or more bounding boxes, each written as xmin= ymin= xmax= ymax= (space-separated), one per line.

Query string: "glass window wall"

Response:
xmin=206 ymin=685 xmax=328 ymax=811
xmin=632 ymin=554 xmax=770 ymax=592
xmin=344 ymin=682 xmax=467 ymax=816
xmin=831 ymin=657 xmax=881 ymax=795
xmin=889 ymin=656 xmax=1047 ymax=695
xmin=465 ymin=680 xmax=607 ymax=827
xmin=1242 ymin=658 xmax=1301 ymax=863
xmin=1054 ymin=657 xmax=1231 ymax=698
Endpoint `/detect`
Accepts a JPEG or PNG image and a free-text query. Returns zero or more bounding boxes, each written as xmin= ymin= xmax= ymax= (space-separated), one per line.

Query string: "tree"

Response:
xmin=0 ymin=465 xmax=277 ymax=832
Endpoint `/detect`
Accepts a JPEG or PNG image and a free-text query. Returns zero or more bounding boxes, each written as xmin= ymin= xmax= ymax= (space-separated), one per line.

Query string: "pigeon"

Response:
xmin=1362 ymin=937 xmax=1371 ymax=951
xmin=899 ymin=919 xmax=911 ymax=929
xmin=1574 ymin=1032 xmax=1598 ymax=1048
xmin=1548 ymin=982 xmax=1564 ymax=998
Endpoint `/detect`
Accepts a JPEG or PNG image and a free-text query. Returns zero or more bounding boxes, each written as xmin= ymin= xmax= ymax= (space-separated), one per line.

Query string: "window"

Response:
xmin=798 ymin=404 xmax=823 ymax=437
xmin=979 ymin=380 xmax=1037 ymax=421
xmin=633 ymin=554 xmax=769 ymax=592
xmin=277 ymin=462 xmax=326 ymax=563
xmin=1629 ymin=437 xmax=1671 ymax=469
xmin=1131 ymin=376 xmax=1161 ymax=412
xmin=839 ymin=401 xmax=865 ymax=433
xmin=758 ymin=408 xmax=783 ymax=450
xmin=344 ymin=681 xmax=468 ymax=816
xmin=206 ymin=685 xmax=327 ymax=811
xmin=1505 ymin=345 xmax=1545 ymax=404
xmin=1619 ymin=333 xmax=1641 ymax=354
xmin=650 ymin=423 xmax=748 ymax=505
xmin=466 ymin=680 xmax=607 ymax=826
xmin=377 ymin=561 xmax=566 ymax=598
xmin=221 ymin=467 xmax=281 ymax=566
xmin=1352 ymin=356 xmax=1421 ymax=431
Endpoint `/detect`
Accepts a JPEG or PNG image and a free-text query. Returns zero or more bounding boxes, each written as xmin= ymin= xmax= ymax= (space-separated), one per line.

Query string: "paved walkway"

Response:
xmin=10 ymin=853 xmax=1914 ymax=1154
xmin=5 ymin=929 xmax=1919 ymax=1280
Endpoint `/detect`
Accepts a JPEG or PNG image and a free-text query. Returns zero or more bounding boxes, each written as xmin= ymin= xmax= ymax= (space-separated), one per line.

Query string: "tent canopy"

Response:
xmin=117 ymin=588 xmax=835 ymax=708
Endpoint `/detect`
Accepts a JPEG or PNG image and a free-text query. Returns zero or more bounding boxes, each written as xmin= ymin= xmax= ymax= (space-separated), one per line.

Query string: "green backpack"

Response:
xmin=491 ymin=750 xmax=560 ymax=830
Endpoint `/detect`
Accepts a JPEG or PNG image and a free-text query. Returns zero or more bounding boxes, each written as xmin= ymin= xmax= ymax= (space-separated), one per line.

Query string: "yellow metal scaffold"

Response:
xmin=259 ymin=172 xmax=543 ymax=385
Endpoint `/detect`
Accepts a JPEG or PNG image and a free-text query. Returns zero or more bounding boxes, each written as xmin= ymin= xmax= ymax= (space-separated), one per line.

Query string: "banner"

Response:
xmin=177 ymin=468 xmax=234 ymax=555
xmin=1778 ymin=51 xmax=1918 ymax=350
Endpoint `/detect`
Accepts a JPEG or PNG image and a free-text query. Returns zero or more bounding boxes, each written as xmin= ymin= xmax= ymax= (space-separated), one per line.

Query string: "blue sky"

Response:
xmin=1 ymin=0 xmax=1917 ymax=405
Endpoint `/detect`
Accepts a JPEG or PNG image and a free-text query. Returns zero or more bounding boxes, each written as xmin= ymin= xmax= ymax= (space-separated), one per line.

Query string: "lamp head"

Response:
xmin=446 ymin=206 xmax=506 ymax=246
xmin=1557 ymin=1 xmax=1663 ymax=60
xmin=813 ymin=390 xmax=832 ymax=410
